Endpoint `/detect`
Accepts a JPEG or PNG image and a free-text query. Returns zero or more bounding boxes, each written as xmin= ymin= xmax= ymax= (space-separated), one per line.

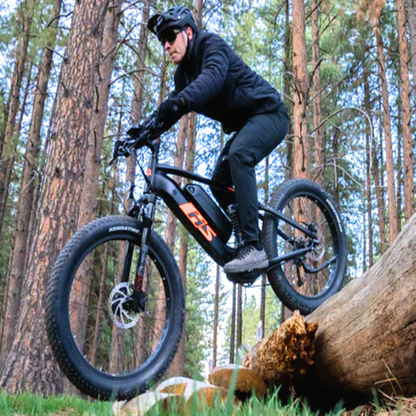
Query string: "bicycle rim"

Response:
xmin=277 ymin=193 xmax=340 ymax=298
xmin=67 ymin=235 xmax=171 ymax=376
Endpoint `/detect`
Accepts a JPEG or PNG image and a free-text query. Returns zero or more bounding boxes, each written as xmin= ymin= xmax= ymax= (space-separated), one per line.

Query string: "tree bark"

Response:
xmin=0 ymin=0 xmax=62 ymax=366
xmin=0 ymin=2 xmax=32 ymax=239
xmin=311 ymin=0 xmax=324 ymax=187
xmin=236 ymin=283 xmax=243 ymax=349
xmin=397 ymin=0 xmax=415 ymax=222
xmin=213 ymin=264 xmax=220 ymax=368
xmin=364 ymin=68 xmax=373 ymax=268
xmin=0 ymin=59 xmax=33 ymax=363
xmin=284 ymin=0 xmax=293 ymax=180
xmin=375 ymin=28 xmax=398 ymax=245
xmin=169 ymin=111 xmax=197 ymax=376
xmin=164 ymin=116 xmax=187 ymax=251
xmin=169 ymin=0 xmax=202 ymax=375
xmin=212 ymin=132 xmax=224 ymax=368
xmin=230 ymin=283 xmax=236 ymax=363
xmin=306 ymin=212 xmax=416 ymax=400
xmin=0 ymin=0 xmax=107 ymax=394
xmin=260 ymin=156 xmax=269 ymax=337
xmin=77 ymin=0 xmax=122 ymax=228
xmin=396 ymin=123 xmax=403 ymax=234
xmin=292 ymin=0 xmax=310 ymax=179
xmin=108 ymin=0 xmax=151 ymax=373
xmin=406 ymin=0 xmax=416 ymax=100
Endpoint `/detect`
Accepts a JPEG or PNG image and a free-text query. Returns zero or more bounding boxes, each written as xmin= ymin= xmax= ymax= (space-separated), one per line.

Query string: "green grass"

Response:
xmin=0 ymin=391 xmax=113 ymax=415
xmin=0 ymin=390 xmax=347 ymax=416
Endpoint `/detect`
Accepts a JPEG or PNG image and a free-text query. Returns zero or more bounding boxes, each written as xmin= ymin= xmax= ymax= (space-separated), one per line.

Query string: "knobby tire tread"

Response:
xmin=262 ymin=178 xmax=347 ymax=315
xmin=45 ymin=215 xmax=185 ymax=400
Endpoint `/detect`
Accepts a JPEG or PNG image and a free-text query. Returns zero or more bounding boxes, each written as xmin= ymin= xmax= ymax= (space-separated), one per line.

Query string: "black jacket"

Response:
xmin=172 ymin=31 xmax=282 ymax=134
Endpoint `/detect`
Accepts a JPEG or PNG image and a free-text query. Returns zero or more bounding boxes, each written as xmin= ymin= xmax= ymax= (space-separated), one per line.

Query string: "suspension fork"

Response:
xmin=131 ymin=193 xmax=157 ymax=312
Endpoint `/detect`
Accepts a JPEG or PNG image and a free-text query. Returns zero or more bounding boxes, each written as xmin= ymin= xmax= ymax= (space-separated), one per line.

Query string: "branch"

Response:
xmin=47 ymin=11 xmax=73 ymax=27
xmin=110 ymin=68 xmax=161 ymax=86
xmin=46 ymin=47 xmax=67 ymax=62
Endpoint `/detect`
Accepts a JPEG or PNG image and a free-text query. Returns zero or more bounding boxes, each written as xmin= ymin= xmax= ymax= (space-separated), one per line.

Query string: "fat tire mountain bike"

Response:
xmin=45 ymin=121 xmax=347 ymax=400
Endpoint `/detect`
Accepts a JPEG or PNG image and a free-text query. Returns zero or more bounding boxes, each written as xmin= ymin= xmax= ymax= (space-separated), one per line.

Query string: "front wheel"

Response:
xmin=262 ymin=178 xmax=347 ymax=315
xmin=45 ymin=216 xmax=185 ymax=400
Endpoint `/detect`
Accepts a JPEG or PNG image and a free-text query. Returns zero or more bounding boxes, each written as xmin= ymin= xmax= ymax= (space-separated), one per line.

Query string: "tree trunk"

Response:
xmin=311 ymin=0 xmax=324 ymax=186
xmin=397 ymin=0 xmax=415 ymax=222
xmin=396 ymin=123 xmax=403 ymax=234
xmin=213 ymin=264 xmax=220 ymax=369
xmin=236 ymin=283 xmax=243 ymax=349
xmin=164 ymin=116 xmax=188 ymax=251
xmin=332 ymin=127 xmax=339 ymax=205
xmin=230 ymin=283 xmax=236 ymax=363
xmin=306 ymin=212 xmax=416 ymax=401
xmin=169 ymin=1 xmax=202 ymax=374
xmin=0 ymin=2 xmax=32 ymax=239
xmin=375 ymin=28 xmax=398 ymax=245
xmin=212 ymin=131 xmax=224 ymax=368
xmin=0 ymin=59 xmax=33 ymax=362
xmin=0 ymin=0 xmax=62 ymax=366
xmin=108 ymin=0 xmax=151 ymax=373
xmin=169 ymin=111 xmax=197 ymax=376
xmin=372 ymin=136 xmax=387 ymax=254
xmin=260 ymin=156 xmax=269 ymax=338
xmin=292 ymin=0 xmax=310 ymax=179
xmin=364 ymin=68 xmax=373 ymax=268
xmin=406 ymin=0 xmax=416 ymax=100
xmin=0 ymin=0 xmax=107 ymax=394
xmin=284 ymin=0 xmax=293 ymax=180
xmin=77 ymin=0 xmax=122 ymax=228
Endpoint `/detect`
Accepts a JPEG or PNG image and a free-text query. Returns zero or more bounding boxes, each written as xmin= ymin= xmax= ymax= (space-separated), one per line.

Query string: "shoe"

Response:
xmin=224 ymin=244 xmax=269 ymax=274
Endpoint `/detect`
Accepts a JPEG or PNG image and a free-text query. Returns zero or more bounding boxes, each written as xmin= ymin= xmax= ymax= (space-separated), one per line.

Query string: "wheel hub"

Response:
xmin=108 ymin=282 xmax=139 ymax=329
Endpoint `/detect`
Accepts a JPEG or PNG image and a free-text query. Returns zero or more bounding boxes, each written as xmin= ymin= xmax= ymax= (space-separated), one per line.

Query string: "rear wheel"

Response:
xmin=262 ymin=179 xmax=347 ymax=314
xmin=45 ymin=215 xmax=184 ymax=400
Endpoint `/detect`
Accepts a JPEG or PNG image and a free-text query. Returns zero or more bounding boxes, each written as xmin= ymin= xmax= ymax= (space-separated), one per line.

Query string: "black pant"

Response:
xmin=210 ymin=105 xmax=289 ymax=244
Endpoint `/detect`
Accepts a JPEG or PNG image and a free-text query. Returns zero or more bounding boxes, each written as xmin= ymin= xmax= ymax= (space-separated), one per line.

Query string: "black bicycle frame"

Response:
xmin=129 ymin=142 xmax=318 ymax=269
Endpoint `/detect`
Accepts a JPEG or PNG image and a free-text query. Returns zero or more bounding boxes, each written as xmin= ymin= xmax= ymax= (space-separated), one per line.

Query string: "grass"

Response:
xmin=0 ymin=391 xmax=113 ymax=415
xmin=0 ymin=389 xmax=347 ymax=416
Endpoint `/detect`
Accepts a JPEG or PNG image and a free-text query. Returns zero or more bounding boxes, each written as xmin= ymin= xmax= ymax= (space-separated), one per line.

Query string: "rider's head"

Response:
xmin=147 ymin=7 xmax=197 ymax=65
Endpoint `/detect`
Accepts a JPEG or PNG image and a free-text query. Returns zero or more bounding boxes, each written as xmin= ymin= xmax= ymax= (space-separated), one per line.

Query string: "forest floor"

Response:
xmin=1 ymin=391 xmax=415 ymax=415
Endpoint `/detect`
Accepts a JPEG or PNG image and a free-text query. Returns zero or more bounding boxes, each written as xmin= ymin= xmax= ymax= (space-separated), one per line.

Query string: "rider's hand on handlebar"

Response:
xmin=153 ymin=97 xmax=185 ymax=134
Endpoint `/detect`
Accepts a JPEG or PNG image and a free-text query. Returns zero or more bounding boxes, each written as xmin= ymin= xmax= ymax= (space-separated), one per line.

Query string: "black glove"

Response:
xmin=153 ymin=97 xmax=185 ymax=135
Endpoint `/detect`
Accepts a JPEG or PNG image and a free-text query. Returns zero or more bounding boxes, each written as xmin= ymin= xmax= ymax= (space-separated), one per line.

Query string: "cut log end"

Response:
xmin=244 ymin=311 xmax=318 ymax=391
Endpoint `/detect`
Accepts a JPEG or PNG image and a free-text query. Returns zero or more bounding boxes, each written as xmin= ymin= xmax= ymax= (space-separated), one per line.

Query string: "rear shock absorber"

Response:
xmin=227 ymin=204 xmax=244 ymax=248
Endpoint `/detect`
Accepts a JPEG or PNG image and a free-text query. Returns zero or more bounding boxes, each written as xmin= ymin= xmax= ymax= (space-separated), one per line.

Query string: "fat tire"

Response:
xmin=45 ymin=215 xmax=185 ymax=400
xmin=262 ymin=178 xmax=347 ymax=315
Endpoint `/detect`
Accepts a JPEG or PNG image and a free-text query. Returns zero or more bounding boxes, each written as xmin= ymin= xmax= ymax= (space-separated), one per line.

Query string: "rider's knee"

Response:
xmin=229 ymin=147 xmax=256 ymax=169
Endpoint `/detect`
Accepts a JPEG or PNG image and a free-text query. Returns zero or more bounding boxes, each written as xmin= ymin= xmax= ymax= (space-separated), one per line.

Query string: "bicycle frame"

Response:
xmin=122 ymin=139 xmax=332 ymax=309
xmin=129 ymin=141 xmax=319 ymax=268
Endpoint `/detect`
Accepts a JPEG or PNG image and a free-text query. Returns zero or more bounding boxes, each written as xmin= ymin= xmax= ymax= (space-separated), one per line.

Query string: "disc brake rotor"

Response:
xmin=307 ymin=229 xmax=326 ymax=262
xmin=108 ymin=282 xmax=139 ymax=329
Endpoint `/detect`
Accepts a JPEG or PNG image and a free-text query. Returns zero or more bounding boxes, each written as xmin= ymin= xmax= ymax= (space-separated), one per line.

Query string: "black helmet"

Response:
xmin=148 ymin=6 xmax=197 ymax=38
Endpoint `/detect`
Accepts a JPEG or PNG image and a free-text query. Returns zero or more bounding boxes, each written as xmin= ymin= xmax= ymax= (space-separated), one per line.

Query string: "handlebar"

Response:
xmin=110 ymin=117 xmax=161 ymax=164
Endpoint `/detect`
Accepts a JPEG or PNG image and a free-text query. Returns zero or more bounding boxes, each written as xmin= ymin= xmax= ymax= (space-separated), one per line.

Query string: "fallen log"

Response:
xmin=242 ymin=311 xmax=317 ymax=393
xmin=305 ymin=213 xmax=416 ymax=401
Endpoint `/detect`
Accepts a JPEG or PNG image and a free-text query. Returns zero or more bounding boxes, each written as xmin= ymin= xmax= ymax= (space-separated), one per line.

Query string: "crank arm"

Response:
xmin=301 ymin=255 xmax=337 ymax=274
xmin=266 ymin=246 xmax=313 ymax=272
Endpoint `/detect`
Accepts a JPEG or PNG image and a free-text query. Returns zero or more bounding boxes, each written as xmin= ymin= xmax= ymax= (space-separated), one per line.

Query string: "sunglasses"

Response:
xmin=159 ymin=28 xmax=183 ymax=46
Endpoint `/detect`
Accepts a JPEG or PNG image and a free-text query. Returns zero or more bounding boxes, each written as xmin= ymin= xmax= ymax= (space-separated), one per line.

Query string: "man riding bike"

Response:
xmin=145 ymin=6 xmax=289 ymax=276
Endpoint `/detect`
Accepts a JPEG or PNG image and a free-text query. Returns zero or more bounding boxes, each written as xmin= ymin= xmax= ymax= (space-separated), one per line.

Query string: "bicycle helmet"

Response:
xmin=148 ymin=6 xmax=197 ymax=38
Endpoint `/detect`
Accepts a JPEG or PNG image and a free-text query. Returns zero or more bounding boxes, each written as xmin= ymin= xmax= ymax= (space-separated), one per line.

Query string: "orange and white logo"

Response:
xmin=179 ymin=202 xmax=217 ymax=242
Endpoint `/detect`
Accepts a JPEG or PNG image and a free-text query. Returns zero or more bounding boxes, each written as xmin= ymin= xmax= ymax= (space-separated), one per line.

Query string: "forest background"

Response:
xmin=0 ymin=0 xmax=414 ymax=396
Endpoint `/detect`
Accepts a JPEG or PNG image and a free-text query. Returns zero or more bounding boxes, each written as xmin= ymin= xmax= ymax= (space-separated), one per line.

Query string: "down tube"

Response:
xmin=154 ymin=173 xmax=234 ymax=266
